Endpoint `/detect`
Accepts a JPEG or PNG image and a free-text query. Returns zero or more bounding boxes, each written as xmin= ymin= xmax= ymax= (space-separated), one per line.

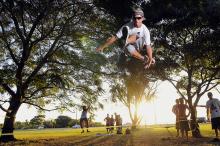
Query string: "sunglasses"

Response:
xmin=134 ymin=17 xmax=142 ymax=20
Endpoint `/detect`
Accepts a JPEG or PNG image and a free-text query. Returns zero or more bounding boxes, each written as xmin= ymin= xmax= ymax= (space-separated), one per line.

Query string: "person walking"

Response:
xmin=206 ymin=92 xmax=220 ymax=141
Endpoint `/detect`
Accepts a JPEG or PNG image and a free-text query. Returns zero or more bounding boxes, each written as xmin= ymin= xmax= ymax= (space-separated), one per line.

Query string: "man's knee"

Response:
xmin=126 ymin=45 xmax=139 ymax=55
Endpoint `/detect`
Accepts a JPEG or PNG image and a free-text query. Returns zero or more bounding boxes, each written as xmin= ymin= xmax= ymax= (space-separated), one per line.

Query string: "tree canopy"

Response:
xmin=0 ymin=0 xmax=112 ymax=141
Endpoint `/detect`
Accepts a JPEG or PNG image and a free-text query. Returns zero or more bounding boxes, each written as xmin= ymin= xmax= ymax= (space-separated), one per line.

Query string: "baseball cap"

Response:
xmin=133 ymin=8 xmax=144 ymax=18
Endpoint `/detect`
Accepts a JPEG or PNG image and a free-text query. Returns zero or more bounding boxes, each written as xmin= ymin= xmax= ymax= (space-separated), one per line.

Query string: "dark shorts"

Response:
xmin=179 ymin=119 xmax=190 ymax=131
xmin=211 ymin=117 xmax=220 ymax=129
xmin=176 ymin=121 xmax=180 ymax=130
xmin=80 ymin=118 xmax=88 ymax=123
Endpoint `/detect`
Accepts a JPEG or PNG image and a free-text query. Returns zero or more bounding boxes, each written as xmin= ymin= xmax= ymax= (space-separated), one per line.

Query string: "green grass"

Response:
xmin=14 ymin=127 xmax=107 ymax=139
xmin=0 ymin=124 xmax=218 ymax=146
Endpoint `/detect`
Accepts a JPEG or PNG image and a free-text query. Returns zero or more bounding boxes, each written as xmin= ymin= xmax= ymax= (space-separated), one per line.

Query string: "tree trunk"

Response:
xmin=189 ymin=105 xmax=202 ymax=138
xmin=131 ymin=101 xmax=140 ymax=129
xmin=132 ymin=112 xmax=138 ymax=129
xmin=0 ymin=97 xmax=21 ymax=142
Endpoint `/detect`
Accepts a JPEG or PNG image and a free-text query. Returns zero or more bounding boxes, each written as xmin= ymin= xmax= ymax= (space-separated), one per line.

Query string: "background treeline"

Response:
xmin=0 ymin=115 xmax=103 ymax=129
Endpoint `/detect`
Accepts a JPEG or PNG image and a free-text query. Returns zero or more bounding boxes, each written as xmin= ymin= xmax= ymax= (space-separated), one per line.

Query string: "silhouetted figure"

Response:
xmin=178 ymin=98 xmax=190 ymax=140
xmin=172 ymin=99 xmax=180 ymax=137
xmin=206 ymin=92 xmax=220 ymax=141
xmin=115 ymin=113 xmax=122 ymax=134
xmin=109 ymin=115 xmax=115 ymax=133
xmin=80 ymin=106 xmax=90 ymax=133
xmin=104 ymin=114 xmax=111 ymax=133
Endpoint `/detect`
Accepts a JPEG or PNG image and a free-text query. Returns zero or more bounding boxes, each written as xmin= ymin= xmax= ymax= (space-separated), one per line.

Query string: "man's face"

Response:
xmin=133 ymin=16 xmax=144 ymax=27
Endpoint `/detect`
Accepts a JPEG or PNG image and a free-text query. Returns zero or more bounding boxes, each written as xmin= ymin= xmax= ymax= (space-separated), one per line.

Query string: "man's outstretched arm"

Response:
xmin=96 ymin=36 xmax=117 ymax=52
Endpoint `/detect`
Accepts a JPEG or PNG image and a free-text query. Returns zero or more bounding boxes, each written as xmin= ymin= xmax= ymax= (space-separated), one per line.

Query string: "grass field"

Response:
xmin=0 ymin=124 xmax=219 ymax=146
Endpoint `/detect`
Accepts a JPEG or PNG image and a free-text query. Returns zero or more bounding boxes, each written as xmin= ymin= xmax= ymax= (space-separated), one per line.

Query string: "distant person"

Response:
xmin=125 ymin=128 xmax=131 ymax=134
xmin=114 ymin=113 xmax=119 ymax=133
xmin=178 ymin=98 xmax=190 ymax=140
xmin=115 ymin=114 xmax=123 ymax=134
xmin=104 ymin=114 xmax=111 ymax=133
xmin=172 ymin=99 xmax=180 ymax=137
xmin=80 ymin=106 xmax=90 ymax=133
xmin=206 ymin=92 xmax=220 ymax=141
xmin=109 ymin=115 xmax=115 ymax=133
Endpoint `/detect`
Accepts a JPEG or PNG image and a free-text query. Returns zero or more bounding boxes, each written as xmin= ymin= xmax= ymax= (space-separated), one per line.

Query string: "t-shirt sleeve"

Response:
xmin=144 ymin=27 xmax=151 ymax=46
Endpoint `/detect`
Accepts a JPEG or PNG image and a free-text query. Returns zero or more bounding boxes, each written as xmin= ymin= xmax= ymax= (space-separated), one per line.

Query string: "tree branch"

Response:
xmin=0 ymin=21 xmax=19 ymax=65
xmin=23 ymin=101 xmax=62 ymax=111
xmin=0 ymin=79 xmax=16 ymax=97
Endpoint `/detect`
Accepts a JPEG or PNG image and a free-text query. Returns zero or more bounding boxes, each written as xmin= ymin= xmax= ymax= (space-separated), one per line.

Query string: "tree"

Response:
xmin=55 ymin=115 xmax=72 ymax=128
xmin=29 ymin=115 xmax=45 ymax=128
xmin=43 ymin=120 xmax=56 ymax=128
xmin=95 ymin=0 xmax=220 ymax=137
xmin=0 ymin=0 xmax=107 ymax=141
xmin=110 ymin=60 xmax=157 ymax=128
xmin=145 ymin=0 xmax=220 ymax=137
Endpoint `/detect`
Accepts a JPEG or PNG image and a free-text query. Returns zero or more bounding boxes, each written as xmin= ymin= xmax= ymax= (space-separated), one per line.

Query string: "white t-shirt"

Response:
xmin=80 ymin=110 xmax=87 ymax=119
xmin=116 ymin=21 xmax=151 ymax=46
xmin=206 ymin=98 xmax=220 ymax=118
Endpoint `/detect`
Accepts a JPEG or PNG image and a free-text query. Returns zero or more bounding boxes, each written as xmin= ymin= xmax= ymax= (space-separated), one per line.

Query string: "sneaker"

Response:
xmin=87 ymin=130 xmax=91 ymax=132
xmin=121 ymin=26 xmax=129 ymax=46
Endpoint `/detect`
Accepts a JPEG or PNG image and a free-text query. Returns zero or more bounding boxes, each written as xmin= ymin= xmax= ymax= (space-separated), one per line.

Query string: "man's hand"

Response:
xmin=144 ymin=57 xmax=155 ymax=69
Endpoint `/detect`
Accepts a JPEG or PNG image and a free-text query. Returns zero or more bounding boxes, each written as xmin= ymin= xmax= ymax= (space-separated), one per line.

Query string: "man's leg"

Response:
xmin=181 ymin=129 xmax=184 ymax=138
xmin=126 ymin=45 xmax=145 ymax=61
xmin=215 ymin=128 xmax=218 ymax=138
xmin=85 ymin=119 xmax=90 ymax=132
xmin=176 ymin=121 xmax=179 ymax=137
xmin=126 ymin=40 xmax=154 ymax=66
xmin=185 ymin=130 xmax=188 ymax=140
xmin=80 ymin=119 xmax=84 ymax=133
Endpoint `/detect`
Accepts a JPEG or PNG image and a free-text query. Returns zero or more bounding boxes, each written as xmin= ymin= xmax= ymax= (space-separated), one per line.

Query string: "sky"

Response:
xmin=0 ymin=81 xmax=219 ymax=125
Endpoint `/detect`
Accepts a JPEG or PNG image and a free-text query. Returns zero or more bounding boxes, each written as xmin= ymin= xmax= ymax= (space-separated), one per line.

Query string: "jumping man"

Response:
xmin=96 ymin=7 xmax=155 ymax=69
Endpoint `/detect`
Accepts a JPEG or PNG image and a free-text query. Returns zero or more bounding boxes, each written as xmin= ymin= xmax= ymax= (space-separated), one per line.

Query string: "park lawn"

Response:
xmin=0 ymin=124 xmax=219 ymax=146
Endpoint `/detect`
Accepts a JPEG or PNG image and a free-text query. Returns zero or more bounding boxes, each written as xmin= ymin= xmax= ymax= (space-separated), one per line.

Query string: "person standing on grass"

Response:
xmin=109 ymin=115 xmax=115 ymax=133
xmin=172 ymin=98 xmax=180 ymax=137
xmin=206 ymin=92 xmax=220 ymax=141
xmin=80 ymin=106 xmax=90 ymax=133
xmin=104 ymin=114 xmax=111 ymax=133
xmin=178 ymin=98 xmax=190 ymax=140
xmin=116 ymin=114 xmax=123 ymax=134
